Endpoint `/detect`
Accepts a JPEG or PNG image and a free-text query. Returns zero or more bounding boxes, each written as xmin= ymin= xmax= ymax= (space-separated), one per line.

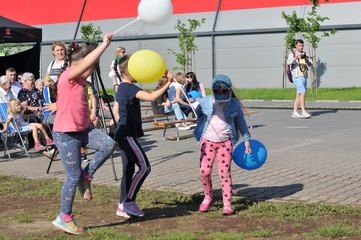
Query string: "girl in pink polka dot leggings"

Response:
xmin=193 ymin=74 xmax=251 ymax=215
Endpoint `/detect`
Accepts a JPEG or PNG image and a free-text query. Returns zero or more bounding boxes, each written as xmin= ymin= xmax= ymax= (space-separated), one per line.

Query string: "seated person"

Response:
xmin=184 ymin=71 xmax=206 ymax=110
xmin=168 ymin=72 xmax=192 ymax=117
xmin=152 ymin=76 xmax=190 ymax=130
xmin=2 ymin=99 xmax=54 ymax=151
xmin=17 ymin=73 xmax=42 ymax=121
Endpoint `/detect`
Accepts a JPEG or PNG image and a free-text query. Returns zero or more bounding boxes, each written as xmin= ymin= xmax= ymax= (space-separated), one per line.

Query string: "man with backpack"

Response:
xmin=287 ymin=39 xmax=313 ymax=118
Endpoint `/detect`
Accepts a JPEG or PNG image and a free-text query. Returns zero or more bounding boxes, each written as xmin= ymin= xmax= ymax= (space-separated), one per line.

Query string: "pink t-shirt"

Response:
xmin=53 ymin=68 xmax=91 ymax=132
xmin=203 ymin=102 xmax=231 ymax=142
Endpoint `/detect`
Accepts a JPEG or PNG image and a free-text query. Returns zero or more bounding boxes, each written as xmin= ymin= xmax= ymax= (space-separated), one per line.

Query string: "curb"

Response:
xmin=243 ymin=99 xmax=361 ymax=103
xmin=247 ymin=106 xmax=361 ymax=110
xmin=242 ymin=100 xmax=361 ymax=110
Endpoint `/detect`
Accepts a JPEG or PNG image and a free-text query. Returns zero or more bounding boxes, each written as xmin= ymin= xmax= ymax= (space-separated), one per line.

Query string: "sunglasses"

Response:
xmin=212 ymin=88 xmax=231 ymax=94
xmin=121 ymin=50 xmax=126 ymax=53
xmin=185 ymin=74 xmax=192 ymax=78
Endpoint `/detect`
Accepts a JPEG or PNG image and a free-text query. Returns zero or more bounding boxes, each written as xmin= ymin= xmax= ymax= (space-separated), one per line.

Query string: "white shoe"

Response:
xmin=291 ymin=112 xmax=302 ymax=118
xmin=116 ymin=203 xmax=131 ymax=219
xmin=187 ymin=122 xmax=197 ymax=128
xmin=175 ymin=123 xmax=190 ymax=130
xmin=301 ymin=111 xmax=311 ymax=118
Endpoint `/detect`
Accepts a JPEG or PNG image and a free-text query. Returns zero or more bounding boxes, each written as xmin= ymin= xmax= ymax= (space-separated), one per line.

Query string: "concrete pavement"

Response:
xmin=0 ymin=102 xmax=360 ymax=205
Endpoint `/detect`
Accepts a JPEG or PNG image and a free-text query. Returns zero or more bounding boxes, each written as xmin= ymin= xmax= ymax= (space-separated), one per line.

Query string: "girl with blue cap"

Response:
xmin=193 ymin=74 xmax=252 ymax=215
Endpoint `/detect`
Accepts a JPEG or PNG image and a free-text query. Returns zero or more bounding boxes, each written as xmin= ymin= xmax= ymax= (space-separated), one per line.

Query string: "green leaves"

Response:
xmin=282 ymin=0 xmax=336 ymax=50
xmin=168 ymin=18 xmax=206 ymax=72
xmin=80 ymin=23 xmax=103 ymax=44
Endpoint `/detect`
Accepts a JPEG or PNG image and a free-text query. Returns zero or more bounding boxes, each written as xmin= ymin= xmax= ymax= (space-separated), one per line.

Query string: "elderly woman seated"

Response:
xmin=17 ymin=72 xmax=43 ymax=121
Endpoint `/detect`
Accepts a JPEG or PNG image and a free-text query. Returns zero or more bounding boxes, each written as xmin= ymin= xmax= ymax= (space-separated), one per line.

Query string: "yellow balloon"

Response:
xmin=128 ymin=49 xmax=167 ymax=84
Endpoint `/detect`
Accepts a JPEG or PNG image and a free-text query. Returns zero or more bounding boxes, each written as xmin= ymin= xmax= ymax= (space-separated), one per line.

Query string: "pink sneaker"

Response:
xmin=46 ymin=138 xmax=55 ymax=146
xmin=116 ymin=203 xmax=130 ymax=219
xmin=122 ymin=201 xmax=144 ymax=217
xmin=199 ymin=198 xmax=212 ymax=212
xmin=222 ymin=205 xmax=234 ymax=215
xmin=34 ymin=142 xmax=47 ymax=151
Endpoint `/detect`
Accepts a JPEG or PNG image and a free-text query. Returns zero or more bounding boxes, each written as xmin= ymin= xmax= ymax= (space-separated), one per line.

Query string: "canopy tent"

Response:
xmin=0 ymin=16 xmax=42 ymax=78
xmin=0 ymin=16 xmax=42 ymax=43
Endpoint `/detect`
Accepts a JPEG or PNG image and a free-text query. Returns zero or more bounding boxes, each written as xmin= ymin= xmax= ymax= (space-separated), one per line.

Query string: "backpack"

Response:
xmin=285 ymin=51 xmax=295 ymax=83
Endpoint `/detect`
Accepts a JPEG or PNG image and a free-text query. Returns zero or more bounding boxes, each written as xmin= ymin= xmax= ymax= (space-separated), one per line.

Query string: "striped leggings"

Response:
xmin=117 ymin=136 xmax=151 ymax=202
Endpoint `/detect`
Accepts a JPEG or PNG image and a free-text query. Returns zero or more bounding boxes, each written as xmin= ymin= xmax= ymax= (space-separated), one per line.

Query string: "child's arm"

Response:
xmin=235 ymin=101 xmax=251 ymax=139
xmin=199 ymin=83 xmax=206 ymax=98
xmin=112 ymin=101 xmax=120 ymax=123
xmin=43 ymin=103 xmax=57 ymax=113
xmin=89 ymin=93 xmax=97 ymax=122
xmin=161 ymin=98 xmax=171 ymax=107
xmin=69 ymin=33 xmax=112 ymax=80
xmin=175 ymin=87 xmax=189 ymax=106
xmin=136 ymin=71 xmax=173 ymax=102
xmin=235 ymin=101 xmax=251 ymax=153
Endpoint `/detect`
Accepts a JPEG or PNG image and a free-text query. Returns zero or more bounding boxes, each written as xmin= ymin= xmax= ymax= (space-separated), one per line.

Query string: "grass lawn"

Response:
xmin=0 ymin=175 xmax=360 ymax=239
xmin=105 ymin=88 xmax=361 ymax=101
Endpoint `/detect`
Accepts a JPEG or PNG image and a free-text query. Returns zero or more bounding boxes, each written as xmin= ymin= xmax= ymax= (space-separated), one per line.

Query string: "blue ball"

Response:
xmin=232 ymin=139 xmax=267 ymax=170
xmin=188 ymin=90 xmax=201 ymax=99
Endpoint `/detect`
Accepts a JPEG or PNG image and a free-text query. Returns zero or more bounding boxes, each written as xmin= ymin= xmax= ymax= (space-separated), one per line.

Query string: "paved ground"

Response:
xmin=1 ymin=101 xmax=360 ymax=205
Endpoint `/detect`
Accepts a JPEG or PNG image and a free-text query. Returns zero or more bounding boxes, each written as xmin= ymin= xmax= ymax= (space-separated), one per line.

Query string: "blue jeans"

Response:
xmin=53 ymin=127 xmax=115 ymax=214
xmin=164 ymin=102 xmax=187 ymax=120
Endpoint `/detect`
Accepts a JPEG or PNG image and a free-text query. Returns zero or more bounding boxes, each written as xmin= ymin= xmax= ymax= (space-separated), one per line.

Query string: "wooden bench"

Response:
xmin=141 ymin=105 xmax=153 ymax=115
xmin=153 ymin=118 xmax=197 ymax=141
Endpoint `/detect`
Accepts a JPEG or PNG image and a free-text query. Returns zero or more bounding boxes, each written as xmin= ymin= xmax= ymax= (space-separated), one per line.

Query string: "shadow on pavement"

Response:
xmin=151 ymin=150 xmax=195 ymax=167
xmin=310 ymin=110 xmax=338 ymax=117
xmin=234 ymin=183 xmax=304 ymax=200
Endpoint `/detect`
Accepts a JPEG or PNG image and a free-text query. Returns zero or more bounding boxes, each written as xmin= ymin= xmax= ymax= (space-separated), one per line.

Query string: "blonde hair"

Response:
xmin=174 ymin=72 xmax=185 ymax=84
xmin=8 ymin=99 xmax=22 ymax=114
xmin=116 ymin=46 xmax=125 ymax=55
xmin=51 ymin=41 xmax=66 ymax=54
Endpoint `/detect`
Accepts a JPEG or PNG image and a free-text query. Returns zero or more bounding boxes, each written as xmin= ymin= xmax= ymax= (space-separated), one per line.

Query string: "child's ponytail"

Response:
xmin=116 ymin=55 xmax=132 ymax=80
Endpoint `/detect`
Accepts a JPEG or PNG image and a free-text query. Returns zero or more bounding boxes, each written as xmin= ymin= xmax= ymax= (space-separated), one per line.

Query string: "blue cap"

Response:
xmin=212 ymin=74 xmax=232 ymax=102
xmin=212 ymin=74 xmax=232 ymax=89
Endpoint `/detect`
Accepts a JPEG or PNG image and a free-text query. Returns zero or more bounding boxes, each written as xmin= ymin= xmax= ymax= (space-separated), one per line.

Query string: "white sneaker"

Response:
xmin=187 ymin=122 xmax=197 ymax=128
xmin=116 ymin=203 xmax=131 ymax=219
xmin=301 ymin=111 xmax=311 ymax=118
xmin=291 ymin=112 xmax=302 ymax=118
xmin=175 ymin=123 xmax=190 ymax=130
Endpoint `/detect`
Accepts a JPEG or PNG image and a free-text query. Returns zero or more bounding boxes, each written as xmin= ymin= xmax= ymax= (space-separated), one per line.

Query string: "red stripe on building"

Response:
xmin=0 ymin=0 xmax=360 ymax=25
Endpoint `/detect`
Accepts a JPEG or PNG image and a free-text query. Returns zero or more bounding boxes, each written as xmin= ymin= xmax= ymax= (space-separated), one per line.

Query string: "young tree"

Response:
xmin=282 ymin=0 xmax=336 ymax=90
xmin=168 ymin=18 xmax=206 ymax=72
xmin=80 ymin=23 xmax=103 ymax=44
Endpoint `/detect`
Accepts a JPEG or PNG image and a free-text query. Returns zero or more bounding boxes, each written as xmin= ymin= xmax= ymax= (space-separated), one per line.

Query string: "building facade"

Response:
xmin=1 ymin=0 xmax=361 ymax=88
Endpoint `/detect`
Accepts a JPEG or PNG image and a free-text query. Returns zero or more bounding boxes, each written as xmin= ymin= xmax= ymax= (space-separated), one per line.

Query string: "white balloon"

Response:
xmin=137 ymin=0 xmax=173 ymax=25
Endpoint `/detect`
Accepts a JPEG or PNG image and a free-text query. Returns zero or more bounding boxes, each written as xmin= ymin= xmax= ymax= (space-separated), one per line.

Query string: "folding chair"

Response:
xmin=0 ymin=102 xmax=31 ymax=158
xmin=41 ymin=86 xmax=59 ymax=173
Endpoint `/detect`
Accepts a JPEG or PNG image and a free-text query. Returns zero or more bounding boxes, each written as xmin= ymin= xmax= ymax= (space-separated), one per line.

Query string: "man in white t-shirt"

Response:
xmin=5 ymin=68 xmax=21 ymax=98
